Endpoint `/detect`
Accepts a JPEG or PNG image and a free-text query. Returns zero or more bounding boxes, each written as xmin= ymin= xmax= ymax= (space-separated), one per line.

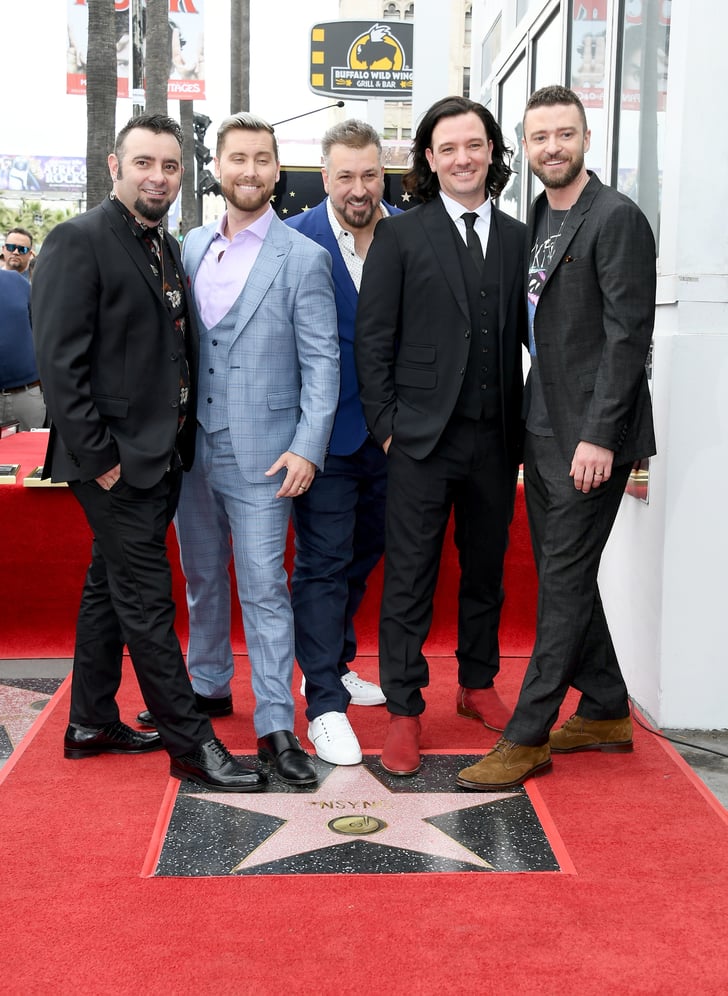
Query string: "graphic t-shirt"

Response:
xmin=526 ymin=202 xmax=569 ymax=436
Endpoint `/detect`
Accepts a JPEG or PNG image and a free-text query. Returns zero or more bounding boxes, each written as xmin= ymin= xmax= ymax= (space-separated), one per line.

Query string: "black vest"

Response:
xmin=452 ymin=216 xmax=502 ymax=423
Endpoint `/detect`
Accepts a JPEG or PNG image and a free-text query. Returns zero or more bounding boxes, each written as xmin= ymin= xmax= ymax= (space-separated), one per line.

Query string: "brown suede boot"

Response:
xmin=456 ymin=737 xmax=551 ymax=791
xmin=381 ymin=715 xmax=421 ymax=776
xmin=549 ymin=714 xmax=633 ymax=753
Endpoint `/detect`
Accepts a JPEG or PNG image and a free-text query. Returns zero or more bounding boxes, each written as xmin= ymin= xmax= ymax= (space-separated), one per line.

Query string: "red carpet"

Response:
xmin=1 ymin=660 xmax=727 ymax=993
xmin=1 ymin=427 xmax=536 ymax=658
xmin=4 ymin=435 xmax=727 ymax=990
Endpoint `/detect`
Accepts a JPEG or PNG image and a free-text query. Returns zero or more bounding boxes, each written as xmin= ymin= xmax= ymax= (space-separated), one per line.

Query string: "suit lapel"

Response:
xmin=183 ymin=224 xmax=216 ymax=290
xmin=103 ymin=198 xmax=166 ymax=303
xmin=231 ymin=214 xmax=289 ymax=338
xmin=313 ymin=203 xmax=359 ymax=312
xmin=420 ymin=198 xmax=470 ymax=324
xmin=532 ymin=173 xmax=600 ymax=287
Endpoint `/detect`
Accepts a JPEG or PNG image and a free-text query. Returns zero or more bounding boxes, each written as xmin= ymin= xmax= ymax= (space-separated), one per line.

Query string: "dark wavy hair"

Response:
xmin=403 ymin=96 xmax=514 ymax=202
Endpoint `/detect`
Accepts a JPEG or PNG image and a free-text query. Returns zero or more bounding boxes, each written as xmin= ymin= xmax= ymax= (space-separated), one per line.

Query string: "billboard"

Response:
xmin=0 ymin=155 xmax=86 ymax=195
xmin=67 ymin=0 xmax=205 ymax=101
xmin=309 ymin=20 xmax=413 ymax=99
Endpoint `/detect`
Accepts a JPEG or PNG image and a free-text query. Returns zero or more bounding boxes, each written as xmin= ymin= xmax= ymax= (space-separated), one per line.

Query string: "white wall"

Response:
xmin=599 ymin=0 xmax=728 ymax=729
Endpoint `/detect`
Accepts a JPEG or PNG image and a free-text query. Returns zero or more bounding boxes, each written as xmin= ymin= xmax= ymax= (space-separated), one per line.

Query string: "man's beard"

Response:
xmin=221 ymin=179 xmax=273 ymax=214
xmin=532 ymin=151 xmax=584 ymax=190
xmin=337 ymin=197 xmax=378 ymax=229
xmin=134 ymin=196 xmax=171 ymax=223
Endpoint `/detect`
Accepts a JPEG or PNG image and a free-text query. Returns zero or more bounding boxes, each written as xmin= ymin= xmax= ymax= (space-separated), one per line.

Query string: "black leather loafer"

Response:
xmin=137 ymin=692 xmax=233 ymax=728
xmin=258 ymin=729 xmax=318 ymax=786
xmin=64 ymin=721 xmax=164 ymax=759
xmin=170 ymin=738 xmax=267 ymax=792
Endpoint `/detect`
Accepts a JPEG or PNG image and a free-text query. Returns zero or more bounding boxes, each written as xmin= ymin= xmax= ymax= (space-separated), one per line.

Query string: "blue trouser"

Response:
xmin=291 ymin=437 xmax=387 ymax=721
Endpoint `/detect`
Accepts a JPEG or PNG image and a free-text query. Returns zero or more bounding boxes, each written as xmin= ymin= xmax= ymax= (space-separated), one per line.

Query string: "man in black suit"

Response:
xmin=458 ymin=85 xmax=656 ymax=791
xmin=355 ymin=96 xmax=526 ymax=776
xmin=32 ymin=114 xmax=265 ymax=792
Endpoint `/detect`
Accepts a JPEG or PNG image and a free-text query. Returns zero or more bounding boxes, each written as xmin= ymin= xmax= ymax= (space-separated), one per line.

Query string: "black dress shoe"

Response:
xmin=64 ymin=721 xmax=164 ymax=759
xmin=257 ymin=729 xmax=318 ymax=786
xmin=170 ymin=738 xmax=267 ymax=792
xmin=137 ymin=692 xmax=233 ymax=728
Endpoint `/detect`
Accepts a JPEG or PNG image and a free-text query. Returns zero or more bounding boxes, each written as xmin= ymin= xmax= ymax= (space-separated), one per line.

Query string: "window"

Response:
xmin=464 ymin=5 xmax=472 ymax=47
xmin=383 ymin=3 xmax=400 ymax=19
xmin=481 ymin=15 xmax=502 ymax=85
xmin=404 ymin=3 xmax=414 ymax=20
xmin=463 ymin=67 xmax=471 ymax=98
xmin=614 ymin=1 xmax=671 ymax=240
xmin=497 ymin=54 xmax=527 ymax=219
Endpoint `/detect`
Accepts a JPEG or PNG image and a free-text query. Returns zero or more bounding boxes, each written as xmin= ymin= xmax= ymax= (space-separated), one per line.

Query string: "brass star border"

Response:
xmin=145 ymin=753 xmax=574 ymax=877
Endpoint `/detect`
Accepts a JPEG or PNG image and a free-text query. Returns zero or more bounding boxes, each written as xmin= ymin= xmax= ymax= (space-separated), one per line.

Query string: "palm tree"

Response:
xmin=180 ymin=100 xmax=197 ymax=234
xmin=144 ymin=0 xmax=169 ymax=115
xmin=230 ymin=0 xmax=250 ymax=113
xmin=85 ymin=0 xmax=118 ymax=209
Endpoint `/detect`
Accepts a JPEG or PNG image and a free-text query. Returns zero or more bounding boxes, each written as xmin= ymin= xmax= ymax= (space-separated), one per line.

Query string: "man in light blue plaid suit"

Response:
xmin=153 ymin=112 xmax=339 ymax=788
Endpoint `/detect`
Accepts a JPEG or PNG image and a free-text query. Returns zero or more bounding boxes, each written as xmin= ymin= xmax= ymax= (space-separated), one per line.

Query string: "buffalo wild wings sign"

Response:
xmin=309 ymin=20 xmax=414 ymax=99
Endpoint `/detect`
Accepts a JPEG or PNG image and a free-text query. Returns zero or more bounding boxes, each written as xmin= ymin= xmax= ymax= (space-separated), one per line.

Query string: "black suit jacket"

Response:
xmin=32 ymin=197 xmax=198 ymax=487
xmin=354 ymin=196 xmax=526 ymax=468
xmin=527 ymin=173 xmax=656 ymax=465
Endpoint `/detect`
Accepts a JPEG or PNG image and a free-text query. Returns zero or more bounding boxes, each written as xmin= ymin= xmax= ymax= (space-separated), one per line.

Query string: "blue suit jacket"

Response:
xmin=286 ymin=198 xmax=400 ymax=456
xmin=183 ymin=212 xmax=340 ymax=480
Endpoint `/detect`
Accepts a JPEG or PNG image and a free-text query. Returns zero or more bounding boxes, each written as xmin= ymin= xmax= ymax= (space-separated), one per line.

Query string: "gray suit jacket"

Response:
xmin=183 ymin=212 xmax=340 ymax=480
xmin=527 ymin=172 xmax=656 ymax=465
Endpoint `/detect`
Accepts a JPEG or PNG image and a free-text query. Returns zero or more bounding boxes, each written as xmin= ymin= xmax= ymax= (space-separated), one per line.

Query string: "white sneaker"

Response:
xmin=300 ymin=670 xmax=386 ymax=707
xmin=307 ymin=712 xmax=362 ymax=765
xmin=341 ymin=670 xmax=386 ymax=706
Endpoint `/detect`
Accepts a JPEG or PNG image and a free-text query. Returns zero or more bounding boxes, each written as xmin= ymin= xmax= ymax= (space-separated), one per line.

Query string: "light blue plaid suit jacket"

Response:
xmin=183 ymin=212 xmax=340 ymax=481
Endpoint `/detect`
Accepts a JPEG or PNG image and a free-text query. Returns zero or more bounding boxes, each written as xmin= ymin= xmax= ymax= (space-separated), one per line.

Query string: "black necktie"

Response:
xmin=461 ymin=212 xmax=483 ymax=271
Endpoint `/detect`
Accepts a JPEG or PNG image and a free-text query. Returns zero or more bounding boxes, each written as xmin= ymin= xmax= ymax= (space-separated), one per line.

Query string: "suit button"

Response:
xmin=459 ymin=368 xmax=465 ymax=376
xmin=208 ymin=368 xmax=214 ymax=374
xmin=211 ymin=339 xmax=218 ymax=346
xmin=171 ymin=400 xmax=178 ymax=408
xmin=170 ymin=353 xmax=178 ymax=361
xmin=464 ymin=331 xmax=471 ymax=339
xmin=481 ymin=329 xmax=488 ymax=335
xmin=207 ymin=397 xmax=213 ymax=404
xmin=480 ymin=290 xmax=486 ymax=298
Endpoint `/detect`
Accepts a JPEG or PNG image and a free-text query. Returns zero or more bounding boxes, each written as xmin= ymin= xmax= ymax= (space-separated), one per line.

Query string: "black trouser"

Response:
xmin=505 ymin=433 xmax=632 ymax=746
xmin=69 ymin=471 xmax=212 ymax=756
xmin=379 ymin=416 xmax=515 ymax=716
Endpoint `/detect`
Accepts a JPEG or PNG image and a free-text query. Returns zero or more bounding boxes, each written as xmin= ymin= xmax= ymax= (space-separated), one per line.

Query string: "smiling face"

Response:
xmin=108 ymin=127 xmax=183 ymax=225
xmin=424 ymin=111 xmax=493 ymax=210
xmin=323 ymin=142 xmax=385 ymax=232
xmin=522 ymin=102 xmax=591 ymax=193
xmin=215 ymin=127 xmax=280 ymax=223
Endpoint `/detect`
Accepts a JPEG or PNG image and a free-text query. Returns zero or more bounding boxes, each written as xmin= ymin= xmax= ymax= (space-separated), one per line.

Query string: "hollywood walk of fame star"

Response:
xmin=184 ymin=763 xmax=517 ymax=872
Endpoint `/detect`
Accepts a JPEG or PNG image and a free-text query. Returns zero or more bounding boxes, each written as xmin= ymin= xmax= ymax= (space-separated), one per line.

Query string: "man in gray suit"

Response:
xmin=458 ymin=85 xmax=656 ymax=791
xmin=138 ymin=112 xmax=339 ymax=788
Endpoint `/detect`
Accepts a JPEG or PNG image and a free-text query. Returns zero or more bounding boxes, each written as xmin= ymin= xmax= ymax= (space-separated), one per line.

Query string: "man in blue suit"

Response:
xmin=161 ymin=112 xmax=339 ymax=787
xmin=286 ymin=121 xmax=398 ymax=765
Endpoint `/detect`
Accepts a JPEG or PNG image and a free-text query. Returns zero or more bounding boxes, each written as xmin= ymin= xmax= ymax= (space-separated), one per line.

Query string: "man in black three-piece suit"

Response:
xmin=32 ymin=114 xmax=265 ymax=791
xmin=458 ymin=85 xmax=656 ymax=791
xmin=355 ymin=96 xmax=527 ymax=776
